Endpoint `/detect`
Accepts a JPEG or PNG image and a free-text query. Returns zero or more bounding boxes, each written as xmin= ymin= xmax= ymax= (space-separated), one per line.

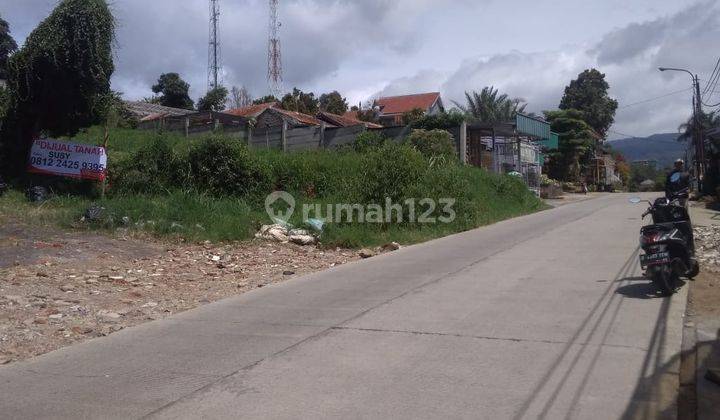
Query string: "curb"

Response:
xmin=678 ymin=296 xmax=697 ymax=420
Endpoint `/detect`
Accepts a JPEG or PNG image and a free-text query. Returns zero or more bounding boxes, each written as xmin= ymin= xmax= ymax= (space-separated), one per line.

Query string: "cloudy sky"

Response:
xmin=2 ymin=0 xmax=720 ymax=139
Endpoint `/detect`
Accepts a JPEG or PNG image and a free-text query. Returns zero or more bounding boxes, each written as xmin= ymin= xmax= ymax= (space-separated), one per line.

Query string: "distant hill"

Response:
xmin=608 ymin=133 xmax=687 ymax=168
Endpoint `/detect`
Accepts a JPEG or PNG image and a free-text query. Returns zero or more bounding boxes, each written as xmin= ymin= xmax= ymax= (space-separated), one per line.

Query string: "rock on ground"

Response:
xmin=0 ymin=233 xmax=357 ymax=365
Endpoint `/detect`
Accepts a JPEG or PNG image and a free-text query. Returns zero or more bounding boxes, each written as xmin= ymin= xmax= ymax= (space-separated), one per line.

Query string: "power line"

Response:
xmin=608 ymin=129 xmax=642 ymax=139
xmin=704 ymin=59 xmax=720 ymax=96
xmin=702 ymin=56 xmax=720 ymax=96
xmin=617 ymin=87 xmax=693 ymax=110
xmin=701 ymin=97 xmax=720 ymax=108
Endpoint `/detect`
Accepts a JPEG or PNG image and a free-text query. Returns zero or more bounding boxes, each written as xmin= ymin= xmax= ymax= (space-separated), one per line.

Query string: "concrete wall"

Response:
xmin=138 ymin=115 xmax=467 ymax=161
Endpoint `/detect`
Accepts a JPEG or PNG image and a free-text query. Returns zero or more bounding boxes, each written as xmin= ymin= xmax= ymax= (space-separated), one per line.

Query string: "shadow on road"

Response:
xmin=512 ymin=248 xmax=641 ymax=419
xmin=512 ymin=248 xmax=687 ymax=419
xmin=618 ymin=296 xmax=677 ymax=420
xmin=616 ymin=279 xmax=687 ymax=300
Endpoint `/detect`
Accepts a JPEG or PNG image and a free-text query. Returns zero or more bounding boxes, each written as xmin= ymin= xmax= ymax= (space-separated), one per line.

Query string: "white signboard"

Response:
xmin=27 ymin=139 xmax=107 ymax=181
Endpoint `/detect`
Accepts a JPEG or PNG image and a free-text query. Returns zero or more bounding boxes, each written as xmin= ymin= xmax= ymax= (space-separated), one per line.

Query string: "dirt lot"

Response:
xmin=687 ymin=214 xmax=720 ymax=320
xmin=0 ymin=219 xmax=363 ymax=365
xmin=683 ymin=203 xmax=720 ymax=418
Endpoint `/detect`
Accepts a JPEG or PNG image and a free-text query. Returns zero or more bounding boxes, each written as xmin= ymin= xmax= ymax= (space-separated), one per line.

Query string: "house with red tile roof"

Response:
xmin=374 ymin=92 xmax=445 ymax=126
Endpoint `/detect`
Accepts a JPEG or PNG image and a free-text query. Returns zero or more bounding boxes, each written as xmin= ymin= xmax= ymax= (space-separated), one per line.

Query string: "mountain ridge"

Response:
xmin=608 ymin=133 xmax=687 ymax=168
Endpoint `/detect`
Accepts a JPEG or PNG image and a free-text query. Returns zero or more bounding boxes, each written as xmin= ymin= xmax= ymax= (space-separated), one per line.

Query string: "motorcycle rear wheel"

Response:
xmin=652 ymin=267 xmax=676 ymax=296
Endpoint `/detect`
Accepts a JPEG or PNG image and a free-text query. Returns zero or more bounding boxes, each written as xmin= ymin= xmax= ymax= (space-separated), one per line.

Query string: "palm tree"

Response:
xmin=453 ymin=86 xmax=527 ymax=124
xmin=678 ymin=110 xmax=720 ymax=143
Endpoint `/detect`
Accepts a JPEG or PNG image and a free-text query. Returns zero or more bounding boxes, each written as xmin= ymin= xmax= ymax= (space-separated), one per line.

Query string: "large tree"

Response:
xmin=559 ymin=69 xmax=618 ymax=138
xmin=197 ymin=86 xmax=228 ymax=112
xmin=0 ymin=14 xmax=14 ymax=123
xmin=228 ymin=85 xmax=253 ymax=109
xmin=1 ymin=0 xmax=115 ymax=175
xmin=544 ymin=109 xmax=597 ymax=182
xmin=281 ymin=88 xmax=319 ymax=114
xmin=0 ymin=15 xmax=18 ymax=80
xmin=453 ymin=86 xmax=527 ymax=124
xmin=152 ymin=73 xmax=194 ymax=110
xmin=678 ymin=109 xmax=720 ymax=145
xmin=253 ymin=95 xmax=279 ymax=105
xmin=318 ymin=91 xmax=349 ymax=115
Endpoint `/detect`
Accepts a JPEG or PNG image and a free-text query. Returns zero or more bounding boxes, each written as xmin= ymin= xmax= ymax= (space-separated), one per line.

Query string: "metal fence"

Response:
xmin=492 ymin=137 xmax=542 ymax=195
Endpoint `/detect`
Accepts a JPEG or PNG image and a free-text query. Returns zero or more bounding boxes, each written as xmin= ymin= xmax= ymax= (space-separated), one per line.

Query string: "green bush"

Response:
xmin=353 ymin=131 xmax=386 ymax=153
xmin=411 ymin=110 xmax=466 ymax=130
xmin=112 ymin=137 xmax=186 ymax=194
xmin=358 ymin=143 xmax=427 ymax=205
xmin=404 ymin=129 xmax=457 ymax=163
xmin=261 ymin=149 xmax=359 ymax=198
xmin=187 ymin=136 xmax=271 ymax=198
xmin=19 ymin=126 xmax=547 ymax=248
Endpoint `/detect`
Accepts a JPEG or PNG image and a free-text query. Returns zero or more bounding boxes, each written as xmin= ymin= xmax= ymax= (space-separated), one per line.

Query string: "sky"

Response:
xmin=1 ymin=0 xmax=720 ymax=139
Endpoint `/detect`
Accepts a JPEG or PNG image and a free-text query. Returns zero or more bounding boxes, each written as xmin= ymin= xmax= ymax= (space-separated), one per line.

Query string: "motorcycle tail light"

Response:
xmin=641 ymin=232 xmax=665 ymax=245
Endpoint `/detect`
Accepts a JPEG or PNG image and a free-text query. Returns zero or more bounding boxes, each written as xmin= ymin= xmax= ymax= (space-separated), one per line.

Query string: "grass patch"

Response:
xmin=1 ymin=128 xmax=547 ymax=248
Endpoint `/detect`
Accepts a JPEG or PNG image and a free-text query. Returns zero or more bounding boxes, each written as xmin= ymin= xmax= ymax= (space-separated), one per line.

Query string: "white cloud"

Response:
xmin=0 ymin=0 xmax=715 ymax=137
xmin=375 ymin=0 xmax=720 ymax=138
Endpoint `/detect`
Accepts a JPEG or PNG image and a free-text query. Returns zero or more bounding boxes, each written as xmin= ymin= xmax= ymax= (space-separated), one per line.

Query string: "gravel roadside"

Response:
xmin=0 ymin=221 xmax=364 ymax=365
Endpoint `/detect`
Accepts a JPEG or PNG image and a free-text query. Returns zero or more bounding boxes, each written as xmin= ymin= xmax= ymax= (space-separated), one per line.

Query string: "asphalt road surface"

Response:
xmin=0 ymin=193 xmax=687 ymax=419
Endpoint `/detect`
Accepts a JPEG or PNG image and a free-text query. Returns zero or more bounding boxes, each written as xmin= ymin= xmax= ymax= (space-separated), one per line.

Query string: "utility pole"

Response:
xmin=659 ymin=67 xmax=705 ymax=192
xmin=208 ymin=0 xmax=221 ymax=91
xmin=693 ymin=74 xmax=706 ymax=187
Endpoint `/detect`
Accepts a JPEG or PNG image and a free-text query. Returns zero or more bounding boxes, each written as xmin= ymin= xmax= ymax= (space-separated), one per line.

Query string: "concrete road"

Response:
xmin=0 ymin=194 xmax=687 ymax=419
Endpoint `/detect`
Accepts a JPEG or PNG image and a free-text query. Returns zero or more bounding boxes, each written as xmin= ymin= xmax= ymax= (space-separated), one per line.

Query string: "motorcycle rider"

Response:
xmin=665 ymin=159 xmax=690 ymax=206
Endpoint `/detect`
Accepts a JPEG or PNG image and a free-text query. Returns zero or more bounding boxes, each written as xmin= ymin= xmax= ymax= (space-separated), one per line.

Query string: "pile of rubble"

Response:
xmin=694 ymin=225 xmax=720 ymax=272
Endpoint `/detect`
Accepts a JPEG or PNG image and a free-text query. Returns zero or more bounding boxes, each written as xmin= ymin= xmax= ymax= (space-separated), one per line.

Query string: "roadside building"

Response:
xmin=373 ymin=92 xmax=445 ymax=127
xmin=463 ymin=114 xmax=559 ymax=195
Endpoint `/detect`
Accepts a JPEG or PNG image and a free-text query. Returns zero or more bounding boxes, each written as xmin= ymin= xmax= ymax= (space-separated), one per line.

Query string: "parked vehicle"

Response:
xmin=631 ymin=190 xmax=699 ymax=296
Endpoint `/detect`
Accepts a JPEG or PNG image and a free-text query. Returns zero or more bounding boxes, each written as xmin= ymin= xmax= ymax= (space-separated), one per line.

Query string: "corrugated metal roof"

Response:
xmin=225 ymin=102 xmax=279 ymax=118
xmin=124 ymin=101 xmax=195 ymax=119
xmin=258 ymin=108 xmax=325 ymax=127
xmin=317 ymin=111 xmax=383 ymax=129
xmin=516 ymin=113 xmax=550 ymax=140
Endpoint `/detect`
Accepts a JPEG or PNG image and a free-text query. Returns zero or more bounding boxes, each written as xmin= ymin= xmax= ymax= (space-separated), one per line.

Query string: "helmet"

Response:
xmin=675 ymin=159 xmax=684 ymax=165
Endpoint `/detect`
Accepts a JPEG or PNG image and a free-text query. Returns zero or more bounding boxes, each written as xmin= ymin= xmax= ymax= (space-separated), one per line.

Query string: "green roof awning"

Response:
xmin=516 ymin=113 xmax=550 ymax=140
xmin=536 ymin=132 xmax=559 ymax=150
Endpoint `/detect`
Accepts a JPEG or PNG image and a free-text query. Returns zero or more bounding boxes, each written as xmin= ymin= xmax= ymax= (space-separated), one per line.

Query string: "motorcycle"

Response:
xmin=630 ymin=190 xmax=699 ymax=296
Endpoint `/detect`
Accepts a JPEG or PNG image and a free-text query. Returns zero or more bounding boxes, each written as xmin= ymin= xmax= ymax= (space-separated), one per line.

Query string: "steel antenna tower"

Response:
xmin=207 ymin=0 xmax=222 ymax=91
xmin=268 ymin=0 xmax=283 ymax=98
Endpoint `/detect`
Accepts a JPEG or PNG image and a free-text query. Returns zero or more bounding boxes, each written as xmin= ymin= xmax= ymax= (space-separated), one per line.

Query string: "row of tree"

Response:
xmin=440 ymin=69 xmax=619 ymax=183
xmin=147 ymin=72 xmax=352 ymax=116
xmin=0 ymin=0 xmax=620 ymax=185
